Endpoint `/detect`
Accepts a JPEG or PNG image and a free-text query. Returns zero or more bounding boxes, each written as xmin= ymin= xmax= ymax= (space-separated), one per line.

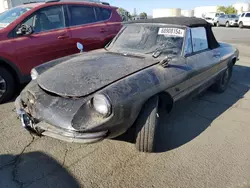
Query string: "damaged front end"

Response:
xmin=15 ymin=81 xmax=111 ymax=144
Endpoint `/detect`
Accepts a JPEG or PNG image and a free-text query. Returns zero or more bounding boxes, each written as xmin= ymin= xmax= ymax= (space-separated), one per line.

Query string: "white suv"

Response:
xmin=238 ymin=12 xmax=250 ymax=28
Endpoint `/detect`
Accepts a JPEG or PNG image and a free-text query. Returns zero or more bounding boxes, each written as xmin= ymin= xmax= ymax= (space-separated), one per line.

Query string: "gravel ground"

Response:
xmin=1 ymin=27 xmax=250 ymax=188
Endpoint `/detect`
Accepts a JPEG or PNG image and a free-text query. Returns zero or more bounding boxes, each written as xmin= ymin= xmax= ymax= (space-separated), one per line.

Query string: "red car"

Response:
xmin=0 ymin=0 xmax=122 ymax=103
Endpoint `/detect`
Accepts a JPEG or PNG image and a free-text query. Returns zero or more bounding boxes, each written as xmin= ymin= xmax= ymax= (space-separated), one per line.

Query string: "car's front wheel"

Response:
xmin=216 ymin=22 xmax=220 ymax=27
xmin=0 ymin=67 xmax=15 ymax=103
xmin=226 ymin=22 xmax=230 ymax=27
xmin=211 ymin=65 xmax=232 ymax=93
xmin=135 ymin=95 xmax=159 ymax=153
xmin=239 ymin=22 xmax=244 ymax=29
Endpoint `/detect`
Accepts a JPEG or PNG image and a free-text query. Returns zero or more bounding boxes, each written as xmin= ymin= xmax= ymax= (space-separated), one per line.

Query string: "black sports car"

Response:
xmin=15 ymin=17 xmax=239 ymax=152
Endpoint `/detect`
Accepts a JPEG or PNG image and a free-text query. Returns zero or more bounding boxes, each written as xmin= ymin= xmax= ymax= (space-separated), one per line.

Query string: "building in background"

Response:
xmin=194 ymin=6 xmax=219 ymax=18
xmin=153 ymin=8 xmax=181 ymax=18
xmin=0 ymin=0 xmax=11 ymax=13
xmin=232 ymin=2 xmax=250 ymax=14
xmin=181 ymin=9 xmax=194 ymax=17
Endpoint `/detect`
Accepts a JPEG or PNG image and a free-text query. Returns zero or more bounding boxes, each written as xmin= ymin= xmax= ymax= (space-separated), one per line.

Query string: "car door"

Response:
xmin=66 ymin=4 xmax=107 ymax=53
xmin=166 ymin=27 xmax=220 ymax=101
xmin=94 ymin=7 xmax=121 ymax=46
xmin=174 ymin=27 xmax=220 ymax=100
xmin=240 ymin=13 xmax=245 ymax=24
xmin=188 ymin=27 xmax=221 ymax=89
xmin=220 ymin=15 xmax=226 ymax=25
xmin=12 ymin=5 xmax=73 ymax=75
xmin=244 ymin=13 xmax=250 ymax=26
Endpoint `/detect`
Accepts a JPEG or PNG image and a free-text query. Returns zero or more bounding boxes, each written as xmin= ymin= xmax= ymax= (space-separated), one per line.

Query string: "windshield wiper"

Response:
xmin=146 ymin=47 xmax=177 ymax=58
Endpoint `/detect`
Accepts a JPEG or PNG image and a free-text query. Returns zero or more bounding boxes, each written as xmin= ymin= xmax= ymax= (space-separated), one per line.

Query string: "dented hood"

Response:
xmin=37 ymin=50 xmax=157 ymax=97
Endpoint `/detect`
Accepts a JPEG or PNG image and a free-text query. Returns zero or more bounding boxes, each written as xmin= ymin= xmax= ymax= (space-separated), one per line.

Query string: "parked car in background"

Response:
xmin=0 ymin=0 xmax=122 ymax=103
xmin=238 ymin=12 xmax=250 ymax=28
xmin=204 ymin=17 xmax=214 ymax=26
xmin=216 ymin=14 xmax=239 ymax=27
xmin=15 ymin=17 xmax=239 ymax=153
xmin=202 ymin=12 xmax=224 ymax=26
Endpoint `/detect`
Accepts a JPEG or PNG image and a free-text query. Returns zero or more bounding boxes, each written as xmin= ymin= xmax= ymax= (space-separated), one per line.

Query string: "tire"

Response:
xmin=211 ymin=65 xmax=232 ymax=93
xmin=226 ymin=22 xmax=229 ymax=27
xmin=216 ymin=22 xmax=220 ymax=27
xmin=239 ymin=22 xmax=243 ymax=29
xmin=0 ymin=67 xmax=15 ymax=103
xmin=135 ymin=95 xmax=159 ymax=153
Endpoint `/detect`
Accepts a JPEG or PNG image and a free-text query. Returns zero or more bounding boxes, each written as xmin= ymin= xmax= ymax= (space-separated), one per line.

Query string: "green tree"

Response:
xmin=217 ymin=6 xmax=237 ymax=14
xmin=139 ymin=12 xmax=147 ymax=19
xmin=117 ymin=8 xmax=132 ymax=21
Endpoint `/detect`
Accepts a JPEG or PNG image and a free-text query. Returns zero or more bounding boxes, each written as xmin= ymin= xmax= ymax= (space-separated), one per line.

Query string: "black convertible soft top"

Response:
xmin=126 ymin=17 xmax=210 ymax=27
xmin=126 ymin=17 xmax=220 ymax=49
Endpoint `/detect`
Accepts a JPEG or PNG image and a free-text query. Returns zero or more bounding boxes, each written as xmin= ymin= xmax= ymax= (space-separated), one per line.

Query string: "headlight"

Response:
xmin=30 ymin=68 xmax=38 ymax=80
xmin=92 ymin=94 xmax=111 ymax=117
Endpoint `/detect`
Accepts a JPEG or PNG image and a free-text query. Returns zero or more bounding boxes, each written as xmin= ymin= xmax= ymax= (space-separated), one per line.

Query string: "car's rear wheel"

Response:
xmin=226 ymin=22 xmax=230 ymax=27
xmin=135 ymin=95 xmax=159 ymax=153
xmin=0 ymin=67 xmax=15 ymax=103
xmin=239 ymin=22 xmax=244 ymax=29
xmin=211 ymin=65 xmax=232 ymax=93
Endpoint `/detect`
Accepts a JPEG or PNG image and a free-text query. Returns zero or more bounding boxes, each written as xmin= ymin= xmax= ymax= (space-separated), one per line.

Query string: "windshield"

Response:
xmin=107 ymin=25 xmax=185 ymax=57
xmin=0 ymin=7 xmax=32 ymax=28
xmin=228 ymin=15 xmax=237 ymax=18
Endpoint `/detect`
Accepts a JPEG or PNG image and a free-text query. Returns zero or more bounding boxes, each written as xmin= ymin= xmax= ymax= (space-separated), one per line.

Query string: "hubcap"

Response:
xmin=0 ymin=76 xmax=6 ymax=98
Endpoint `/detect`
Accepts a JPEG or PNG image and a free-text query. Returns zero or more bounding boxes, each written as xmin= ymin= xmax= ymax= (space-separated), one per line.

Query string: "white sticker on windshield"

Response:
xmin=158 ymin=28 xmax=185 ymax=37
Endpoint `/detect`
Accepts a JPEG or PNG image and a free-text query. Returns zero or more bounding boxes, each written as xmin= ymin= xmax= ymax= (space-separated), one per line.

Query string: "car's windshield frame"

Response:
xmin=0 ymin=6 xmax=33 ymax=28
xmin=106 ymin=23 xmax=187 ymax=58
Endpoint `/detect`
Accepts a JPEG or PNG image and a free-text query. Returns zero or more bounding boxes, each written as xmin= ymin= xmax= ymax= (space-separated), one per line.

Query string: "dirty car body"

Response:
xmin=15 ymin=17 xmax=239 ymax=152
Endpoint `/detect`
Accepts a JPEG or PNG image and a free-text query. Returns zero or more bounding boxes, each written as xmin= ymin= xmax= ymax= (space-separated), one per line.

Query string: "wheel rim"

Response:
xmin=0 ymin=76 xmax=6 ymax=98
xmin=221 ymin=69 xmax=229 ymax=86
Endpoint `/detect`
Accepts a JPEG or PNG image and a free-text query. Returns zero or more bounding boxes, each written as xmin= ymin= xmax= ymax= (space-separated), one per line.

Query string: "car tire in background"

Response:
xmin=216 ymin=22 xmax=220 ymax=27
xmin=211 ymin=65 xmax=232 ymax=93
xmin=0 ymin=67 xmax=15 ymax=104
xmin=239 ymin=22 xmax=244 ymax=29
xmin=135 ymin=95 xmax=159 ymax=153
xmin=226 ymin=22 xmax=230 ymax=27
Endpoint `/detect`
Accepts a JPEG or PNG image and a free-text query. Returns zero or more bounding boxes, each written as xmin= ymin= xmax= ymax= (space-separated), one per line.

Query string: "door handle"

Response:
xmin=58 ymin=35 xmax=70 ymax=39
xmin=100 ymin=28 xmax=107 ymax=33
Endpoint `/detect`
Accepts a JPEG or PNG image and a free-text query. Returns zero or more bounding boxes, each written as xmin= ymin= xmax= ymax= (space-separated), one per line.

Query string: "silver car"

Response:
xmin=216 ymin=14 xmax=239 ymax=27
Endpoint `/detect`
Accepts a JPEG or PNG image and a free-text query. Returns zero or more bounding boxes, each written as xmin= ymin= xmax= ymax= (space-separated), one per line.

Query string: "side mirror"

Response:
xmin=16 ymin=24 xmax=33 ymax=36
xmin=76 ymin=42 xmax=84 ymax=53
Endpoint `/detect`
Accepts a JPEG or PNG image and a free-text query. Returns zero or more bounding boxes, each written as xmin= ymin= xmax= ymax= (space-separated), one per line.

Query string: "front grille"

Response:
xmin=235 ymin=20 xmax=238 ymax=22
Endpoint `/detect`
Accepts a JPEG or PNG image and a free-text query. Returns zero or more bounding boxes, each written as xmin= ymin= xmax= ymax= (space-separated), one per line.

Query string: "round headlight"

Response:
xmin=31 ymin=69 xmax=38 ymax=80
xmin=92 ymin=94 xmax=111 ymax=116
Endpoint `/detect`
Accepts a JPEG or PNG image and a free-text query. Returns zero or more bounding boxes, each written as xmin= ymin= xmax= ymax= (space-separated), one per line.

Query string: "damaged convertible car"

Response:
xmin=15 ymin=17 xmax=239 ymax=152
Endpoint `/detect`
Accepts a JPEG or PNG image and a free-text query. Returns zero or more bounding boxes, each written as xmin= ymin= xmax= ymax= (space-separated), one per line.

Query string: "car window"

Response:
xmin=68 ymin=5 xmax=96 ymax=26
xmin=220 ymin=15 xmax=225 ymax=18
xmin=33 ymin=6 xmax=65 ymax=33
xmin=241 ymin=13 xmax=245 ymax=17
xmin=95 ymin=7 xmax=112 ymax=21
xmin=16 ymin=5 xmax=65 ymax=34
xmin=23 ymin=15 xmax=35 ymax=26
xmin=0 ymin=6 xmax=33 ymax=28
xmin=184 ymin=29 xmax=192 ymax=55
xmin=191 ymin=27 xmax=208 ymax=53
xmin=229 ymin=15 xmax=237 ymax=18
xmin=246 ymin=13 xmax=250 ymax=17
